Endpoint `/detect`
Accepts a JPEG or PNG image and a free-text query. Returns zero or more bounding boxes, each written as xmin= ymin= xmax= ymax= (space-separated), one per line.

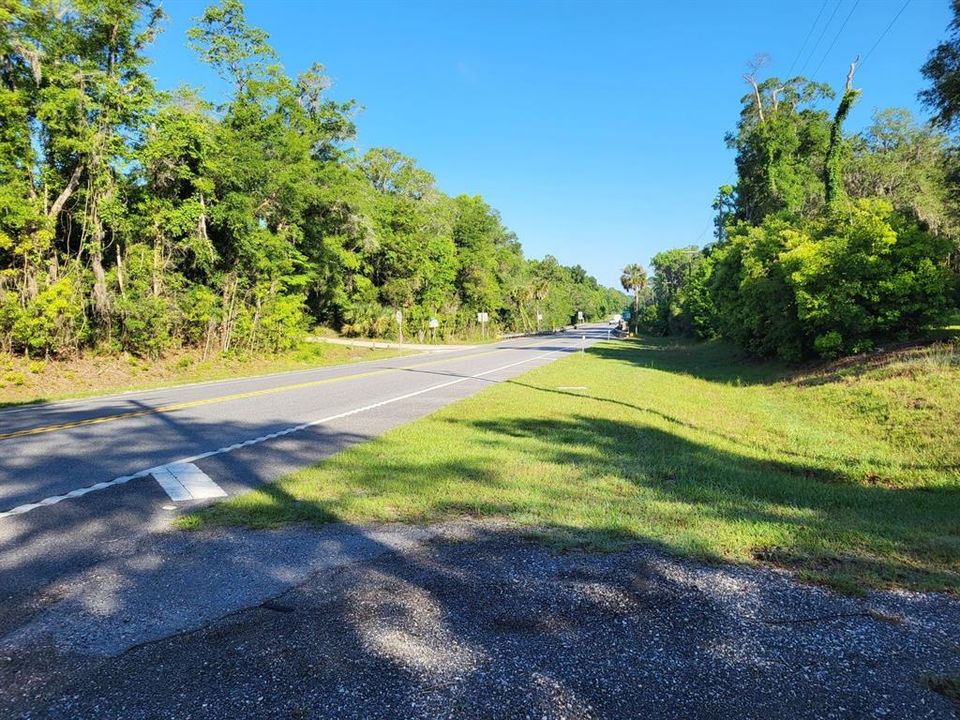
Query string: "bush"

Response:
xmin=256 ymin=292 xmax=307 ymax=352
xmin=117 ymin=293 xmax=171 ymax=358
xmin=709 ymin=218 xmax=806 ymax=361
xmin=181 ymin=285 xmax=222 ymax=347
xmin=709 ymin=201 xmax=954 ymax=360
xmin=3 ymin=370 xmax=25 ymax=386
xmin=10 ymin=278 xmax=86 ymax=356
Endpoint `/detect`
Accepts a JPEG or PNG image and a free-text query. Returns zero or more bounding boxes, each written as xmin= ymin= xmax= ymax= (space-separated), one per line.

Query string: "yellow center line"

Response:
xmin=0 ymin=338 xmax=554 ymax=441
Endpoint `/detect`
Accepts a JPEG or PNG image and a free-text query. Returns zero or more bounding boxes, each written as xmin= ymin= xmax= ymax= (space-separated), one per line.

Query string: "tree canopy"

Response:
xmin=0 ymin=0 xmax=625 ymax=357
xmin=629 ymin=44 xmax=959 ymax=361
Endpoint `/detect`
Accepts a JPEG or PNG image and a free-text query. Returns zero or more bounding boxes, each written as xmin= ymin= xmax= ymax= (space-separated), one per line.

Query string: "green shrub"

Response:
xmin=709 ymin=201 xmax=954 ymax=360
xmin=10 ymin=278 xmax=86 ymax=356
xmin=3 ymin=371 xmax=25 ymax=386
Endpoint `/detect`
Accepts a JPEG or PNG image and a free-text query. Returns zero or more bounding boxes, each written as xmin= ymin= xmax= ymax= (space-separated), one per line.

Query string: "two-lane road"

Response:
xmin=0 ymin=326 xmax=607 ymax=635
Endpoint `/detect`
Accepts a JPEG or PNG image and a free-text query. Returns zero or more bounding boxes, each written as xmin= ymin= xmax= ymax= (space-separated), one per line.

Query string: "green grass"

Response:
xmin=0 ymin=342 xmax=410 ymax=408
xmin=180 ymin=336 xmax=960 ymax=594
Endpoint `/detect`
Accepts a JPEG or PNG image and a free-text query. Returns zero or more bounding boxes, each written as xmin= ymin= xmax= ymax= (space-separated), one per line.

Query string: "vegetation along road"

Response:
xmin=3 ymin=0 xmax=960 ymax=716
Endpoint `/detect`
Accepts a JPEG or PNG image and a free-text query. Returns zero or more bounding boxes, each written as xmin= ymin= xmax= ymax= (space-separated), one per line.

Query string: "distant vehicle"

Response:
xmin=608 ymin=314 xmax=622 ymax=325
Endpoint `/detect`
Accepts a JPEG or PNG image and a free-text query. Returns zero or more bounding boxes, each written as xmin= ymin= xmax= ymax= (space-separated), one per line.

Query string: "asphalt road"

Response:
xmin=0 ymin=326 xmax=606 ymax=638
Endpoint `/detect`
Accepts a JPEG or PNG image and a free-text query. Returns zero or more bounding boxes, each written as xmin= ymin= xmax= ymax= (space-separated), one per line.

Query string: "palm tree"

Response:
xmin=620 ymin=263 xmax=648 ymax=333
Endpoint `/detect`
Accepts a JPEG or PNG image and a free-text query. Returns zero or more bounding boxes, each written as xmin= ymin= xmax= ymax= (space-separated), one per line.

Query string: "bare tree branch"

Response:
xmin=47 ymin=164 xmax=83 ymax=219
xmin=845 ymin=55 xmax=860 ymax=92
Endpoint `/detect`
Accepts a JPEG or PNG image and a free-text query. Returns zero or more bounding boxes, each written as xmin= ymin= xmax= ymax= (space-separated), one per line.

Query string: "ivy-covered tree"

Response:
xmin=649 ymin=55 xmax=958 ymax=359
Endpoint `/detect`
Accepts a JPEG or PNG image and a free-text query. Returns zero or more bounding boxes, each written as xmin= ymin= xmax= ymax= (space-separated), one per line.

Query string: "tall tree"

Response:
xmin=920 ymin=0 xmax=960 ymax=133
xmin=620 ymin=263 xmax=648 ymax=332
xmin=727 ymin=74 xmax=834 ymax=223
xmin=824 ymin=59 xmax=860 ymax=211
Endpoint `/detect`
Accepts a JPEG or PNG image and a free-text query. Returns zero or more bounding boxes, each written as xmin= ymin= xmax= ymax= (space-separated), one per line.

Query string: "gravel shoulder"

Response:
xmin=2 ymin=522 xmax=959 ymax=719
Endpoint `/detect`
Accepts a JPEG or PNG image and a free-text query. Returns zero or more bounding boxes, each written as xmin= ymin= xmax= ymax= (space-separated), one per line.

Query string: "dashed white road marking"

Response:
xmin=0 ymin=344 xmax=578 ymax=519
xmin=152 ymin=463 xmax=228 ymax=502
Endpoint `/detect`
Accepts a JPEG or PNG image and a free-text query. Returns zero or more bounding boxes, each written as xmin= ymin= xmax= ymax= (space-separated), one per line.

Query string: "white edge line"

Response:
xmin=0 ymin=343 xmax=579 ymax=519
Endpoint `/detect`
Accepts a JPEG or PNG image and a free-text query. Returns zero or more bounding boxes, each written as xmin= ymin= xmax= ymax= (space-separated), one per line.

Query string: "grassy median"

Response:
xmin=179 ymin=336 xmax=960 ymax=594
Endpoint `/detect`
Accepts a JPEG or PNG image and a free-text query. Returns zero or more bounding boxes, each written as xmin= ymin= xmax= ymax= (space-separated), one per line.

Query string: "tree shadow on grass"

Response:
xmin=593 ymin=334 xmax=960 ymax=390
xmin=500 ymin=377 xmax=960 ymax=478
xmin=586 ymin=336 xmax=789 ymax=386
xmin=192 ymin=405 xmax=959 ymax=593
xmin=439 ymin=413 xmax=960 ymax=594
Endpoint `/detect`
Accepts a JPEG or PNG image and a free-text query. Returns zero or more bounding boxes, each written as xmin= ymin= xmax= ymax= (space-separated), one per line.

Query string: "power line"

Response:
xmin=692 ymin=221 xmax=711 ymax=247
xmin=799 ymin=0 xmax=843 ymax=76
xmin=811 ymin=0 xmax=861 ymax=79
xmin=860 ymin=0 xmax=912 ymax=69
xmin=787 ymin=0 xmax=829 ymax=78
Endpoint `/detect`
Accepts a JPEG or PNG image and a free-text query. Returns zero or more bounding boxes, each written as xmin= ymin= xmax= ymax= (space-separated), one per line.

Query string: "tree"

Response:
xmin=650 ymin=246 xmax=705 ymax=335
xmin=917 ymin=5 xmax=960 ymax=275
xmin=620 ymin=263 xmax=648 ymax=333
xmin=726 ymin=72 xmax=834 ymax=224
xmin=824 ymin=59 xmax=860 ymax=211
xmin=0 ymin=0 xmax=624 ymax=355
xmin=691 ymin=55 xmax=959 ymax=360
xmin=712 ymin=184 xmax=736 ymax=242
xmin=920 ymin=0 xmax=960 ymax=133
xmin=847 ymin=108 xmax=959 ymax=241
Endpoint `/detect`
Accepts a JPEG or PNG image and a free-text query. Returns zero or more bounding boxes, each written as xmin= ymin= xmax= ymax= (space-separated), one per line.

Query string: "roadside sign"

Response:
xmin=428 ymin=318 xmax=439 ymax=329
xmin=622 ymin=310 xmax=631 ymax=320
xmin=395 ymin=310 xmax=403 ymax=324
xmin=577 ymin=310 xmax=584 ymax=322
xmin=477 ymin=312 xmax=488 ymax=323
xmin=536 ymin=312 xmax=543 ymax=321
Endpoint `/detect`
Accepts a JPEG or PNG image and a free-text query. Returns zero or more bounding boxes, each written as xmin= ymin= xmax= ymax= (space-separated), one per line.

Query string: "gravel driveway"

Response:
xmin=3 ymin=523 xmax=959 ymax=719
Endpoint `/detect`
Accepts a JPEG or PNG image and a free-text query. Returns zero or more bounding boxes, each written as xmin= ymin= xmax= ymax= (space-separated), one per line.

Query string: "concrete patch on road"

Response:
xmin=0 ymin=523 xmax=439 ymax=659
xmin=152 ymin=463 xmax=227 ymax=502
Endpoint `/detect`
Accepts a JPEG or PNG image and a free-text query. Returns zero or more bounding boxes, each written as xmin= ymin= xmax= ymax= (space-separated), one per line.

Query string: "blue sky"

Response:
xmin=148 ymin=0 xmax=952 ymax=289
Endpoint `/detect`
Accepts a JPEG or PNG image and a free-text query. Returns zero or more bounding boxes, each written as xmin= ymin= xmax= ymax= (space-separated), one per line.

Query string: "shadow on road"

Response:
xmin=4 ymin=518 xmax=958 ymax=719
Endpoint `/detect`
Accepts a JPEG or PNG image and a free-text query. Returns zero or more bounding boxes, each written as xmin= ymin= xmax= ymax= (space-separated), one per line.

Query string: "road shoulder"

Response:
xmin=2 ymin=521 xmax=958 ymax=719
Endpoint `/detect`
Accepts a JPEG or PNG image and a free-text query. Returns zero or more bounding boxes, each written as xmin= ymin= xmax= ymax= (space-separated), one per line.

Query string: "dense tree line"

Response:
xmin=0 ymin=0 xmax=624 ymax=358
xmin=629 ymin=38 xmax=960 ymax=361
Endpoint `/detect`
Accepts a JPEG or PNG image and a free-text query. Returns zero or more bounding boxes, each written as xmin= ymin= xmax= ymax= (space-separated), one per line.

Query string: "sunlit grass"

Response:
xmin=181 ymin=336 xmax=960 ymax=594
